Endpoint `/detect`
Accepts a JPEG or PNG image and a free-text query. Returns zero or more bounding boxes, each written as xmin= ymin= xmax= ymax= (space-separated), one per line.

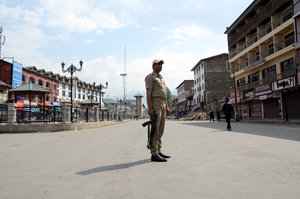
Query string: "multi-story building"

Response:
xmin=24 ymin=66 xmax=105 ymax=107
xmin=23 ymin=66 xmax=58 ymax=106
xmin=191 ymin=53 xmax=230 ymax=112
xmin=293 ymin=0 xmax=300 ymax=106
xmin=175 ymin=80 xmax=194 ymax=117
xmin=225 ymin=0 xmax=300 ymax=119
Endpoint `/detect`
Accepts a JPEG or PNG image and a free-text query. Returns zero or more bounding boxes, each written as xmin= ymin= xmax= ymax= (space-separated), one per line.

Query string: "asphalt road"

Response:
xmin=0 ymin=120 xmax=300 ymax=199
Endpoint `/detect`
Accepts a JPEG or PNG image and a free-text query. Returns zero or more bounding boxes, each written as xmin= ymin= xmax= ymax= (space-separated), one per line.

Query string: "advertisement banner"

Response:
xmin=273 ymin=77 xmax=295 ymax=91
xmin=244 ymin=90 xmax=255 ymax=101
xmin=12 ymin=61 xmax=23 ymax=89
xmin=255 ymin=84 xmax=272 ymax=96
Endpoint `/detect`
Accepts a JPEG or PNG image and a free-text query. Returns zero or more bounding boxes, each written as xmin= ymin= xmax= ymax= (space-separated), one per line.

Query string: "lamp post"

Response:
xmin=90 ymin=82 xmax=95 ymax=109
xmin=61 ymin=60 xmax=83 ymax=123
xmin=99 ymin=82 xmax=108 ymax=110
xmin=280 ymin=81 xmax=289 ymax=121
xmin=232 ymin=65 xmax=239 ymax=121
xmin=120 ymin=73 xmax=127 ymax=101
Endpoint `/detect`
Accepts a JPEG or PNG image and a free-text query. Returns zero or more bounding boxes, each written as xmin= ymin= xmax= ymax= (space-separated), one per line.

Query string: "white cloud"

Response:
xmin=40 ymin=0 xmax=136 ymax=34
xmin=167 ymin=24 xmax=214 ymax=41
xmin=85 ymin=39 xmax=93 ymax=44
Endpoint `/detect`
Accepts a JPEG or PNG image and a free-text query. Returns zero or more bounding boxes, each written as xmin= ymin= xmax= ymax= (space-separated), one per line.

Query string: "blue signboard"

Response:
xmin=12 ymin=61 xmax=23 ymax=89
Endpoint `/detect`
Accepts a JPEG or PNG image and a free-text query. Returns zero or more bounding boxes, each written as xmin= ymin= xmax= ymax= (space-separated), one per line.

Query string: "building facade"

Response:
xmin=24 ymin=66 xmax=105 ymax=108
xmin=191 ymin=53 xmax=230 ymax=112
xmin=175 ymin=80 xmax=194 ymax=117
xmin=225 ymin=0 xmax=300 ymax=119
xmin=23 ymin=67 xmax=58 ymax=106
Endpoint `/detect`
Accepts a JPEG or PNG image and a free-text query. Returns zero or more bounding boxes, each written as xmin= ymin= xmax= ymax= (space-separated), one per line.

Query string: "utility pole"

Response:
xmin=120 ymin=45 xmax=127 ymax=101
xmin=0 ymin=26 xmax=6 ymax=59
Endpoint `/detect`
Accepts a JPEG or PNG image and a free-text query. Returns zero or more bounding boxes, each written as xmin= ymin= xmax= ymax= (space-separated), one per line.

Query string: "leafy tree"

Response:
xmin=166 ymin=87 xmax=176 ymax=108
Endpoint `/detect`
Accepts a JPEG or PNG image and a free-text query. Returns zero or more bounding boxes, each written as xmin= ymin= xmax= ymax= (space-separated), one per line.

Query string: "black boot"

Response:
xmin=151 ymin=155 xmax=167 ymax=162
xmin=159 ymin=152 xmax=171 ymax=158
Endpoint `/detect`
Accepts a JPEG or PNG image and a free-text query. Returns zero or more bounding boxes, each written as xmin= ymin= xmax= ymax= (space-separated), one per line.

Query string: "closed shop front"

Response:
xmin=286 ymin=88 xmax=300 ymax=119
xmin=263 ymin=98 xmax=279 ymax=119
xmin=249 ymin=100 xmax=262 ymax=118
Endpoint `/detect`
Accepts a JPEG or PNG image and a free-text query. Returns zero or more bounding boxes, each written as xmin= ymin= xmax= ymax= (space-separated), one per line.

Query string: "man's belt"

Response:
xmin=152 ymin=96 xmax=166 ymax=100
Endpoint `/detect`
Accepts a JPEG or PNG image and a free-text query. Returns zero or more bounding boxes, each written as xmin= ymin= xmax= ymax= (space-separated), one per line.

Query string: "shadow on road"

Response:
xmin=75 ymin=159 xmax=150 ymax=175
xmin=180 ymin=121 xmax=300 ymax=142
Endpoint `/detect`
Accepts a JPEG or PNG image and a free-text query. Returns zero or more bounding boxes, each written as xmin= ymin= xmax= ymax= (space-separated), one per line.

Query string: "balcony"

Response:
xmin=273 ymin=8 xmax=293 ymax=29
xmin=228 ymin=0 xmax=292 ymax=47
xmin=258 ymin=25 xmax=272 ymax=39
xmin=274 ymin=36 xmax=295 ymax=52
xmin=237 ymin=70 xmax=297 ymax=92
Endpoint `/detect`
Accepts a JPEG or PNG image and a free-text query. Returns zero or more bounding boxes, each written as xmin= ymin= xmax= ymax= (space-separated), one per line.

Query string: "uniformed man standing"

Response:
xmin=145 ymin=59 xmax=171 ymax=162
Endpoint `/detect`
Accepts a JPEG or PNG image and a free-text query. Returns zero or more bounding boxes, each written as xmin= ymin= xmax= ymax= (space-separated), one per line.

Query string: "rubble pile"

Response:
xmin=179 ymin=112 xmax=208 ymax=121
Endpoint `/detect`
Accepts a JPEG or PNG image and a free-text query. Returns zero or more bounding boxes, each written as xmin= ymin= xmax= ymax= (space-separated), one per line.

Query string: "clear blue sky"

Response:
xmin=0 ymin=0 xmax=253 ymax=102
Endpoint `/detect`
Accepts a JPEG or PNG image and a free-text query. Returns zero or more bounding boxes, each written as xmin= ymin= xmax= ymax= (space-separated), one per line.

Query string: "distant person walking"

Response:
xmin=209 ymin=110 xmax=215 ymax=123
xmin=216 ymin=111 xmax=221 ymax=122
xmin=221 ymin=97 xmax=235 ymax=131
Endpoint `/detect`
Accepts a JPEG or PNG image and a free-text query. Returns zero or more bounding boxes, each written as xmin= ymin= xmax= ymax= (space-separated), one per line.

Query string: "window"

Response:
xmin=29 ymin=77 xmax=35 ymax=84
xmin=284 ymin=32 xmax=294 ymax=47
xmin=46 ymin=82 xmax=50 ymax=88
xmin=268 ymin=44 xmax=274 ymax=55
xmin=62 ymin=91 xmax=66 ymax=97
xmin=38 ymin=79 xmax=43 ymax=86
xmin=255 ymin=52 xmax=260 ymax=61
xmin=62 ymin=84 xmax=66 ymax=89
xmin=237 ymin=77 xmax=246 ymax=87
xmin=248 ymin=72 xmax=259 ymax=83
xmin=281 ymin=58 xmax=294 ymax=73
xmin=68 ymin=85 xmax=71 ymax=90
xmin=78 ymin=94 xmax=81 ymax=99
xmin=263 ymin=65 xmax=276 ymax=79
xmin=68 ymin=91 xmax=71 ymax=98
xmin=83 ymin=95 xmax=85 ymax=100
xmin=22 ymin=75 xmax=26 ymax=82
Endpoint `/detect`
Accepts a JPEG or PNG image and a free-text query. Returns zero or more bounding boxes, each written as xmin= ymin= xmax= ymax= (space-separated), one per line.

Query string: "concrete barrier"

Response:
xmin=0 ymin=120 xmax=126 ymax=133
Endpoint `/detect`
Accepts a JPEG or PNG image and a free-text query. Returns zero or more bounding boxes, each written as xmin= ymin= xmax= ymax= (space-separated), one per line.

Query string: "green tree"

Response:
xmin=166 ymin=87 xmax=176 ymax=109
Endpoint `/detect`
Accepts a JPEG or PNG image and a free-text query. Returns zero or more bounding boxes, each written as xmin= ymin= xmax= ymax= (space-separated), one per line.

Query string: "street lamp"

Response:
xmin=99 ymin=82 xmax=108 ymax=111
xmin=61 ymin=60 xmax=83 ymax=123
xmin=279 ymin=80 xmax=289 ymax=121
xmin=90 ymin=82 xmax=95 ymax=109
xmin=232 ymin=65 xmax=239 ymax=121
xmin=120 ymin=73 xmax=127 ymax=101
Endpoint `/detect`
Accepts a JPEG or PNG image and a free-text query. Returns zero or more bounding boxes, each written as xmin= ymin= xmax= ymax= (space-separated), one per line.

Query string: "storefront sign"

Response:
xmin=230 ymin=91 xmax=241 ymax=103
xmin=244 ymin=90 xmax=254 ymax=101
xmin=12 ymin=61 xmax=23 ymax=89
xmin=259 ymin=95 xmax=268 ymax=100
xmin=255 ymin=84 xmax=272 ymax=96
xmin=273 ymin=77 xmax=295 ymax=91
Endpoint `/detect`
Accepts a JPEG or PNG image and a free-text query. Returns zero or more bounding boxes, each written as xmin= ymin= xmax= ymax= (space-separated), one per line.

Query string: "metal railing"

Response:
xmin=16 ymin=106 xmax=62 ymax=124
xmin=236 ymin=69 xmax=297 ymax=92
xmin=0 ymin=106 xmax=8 ymax=123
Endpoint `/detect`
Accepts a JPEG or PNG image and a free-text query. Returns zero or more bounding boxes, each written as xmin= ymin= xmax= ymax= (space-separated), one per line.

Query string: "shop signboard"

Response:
xmin=273 ymin=77 xmax=295 ymax=91
xmin=244 ymin=90 xmax=254 ymax=101
xmin=255 ymin=84 xmax=272 ymax=96
xmin=12 ymin=61 xmax=23 ymax=89
xmin=229 ymin=91 xmax=242 ymax=103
